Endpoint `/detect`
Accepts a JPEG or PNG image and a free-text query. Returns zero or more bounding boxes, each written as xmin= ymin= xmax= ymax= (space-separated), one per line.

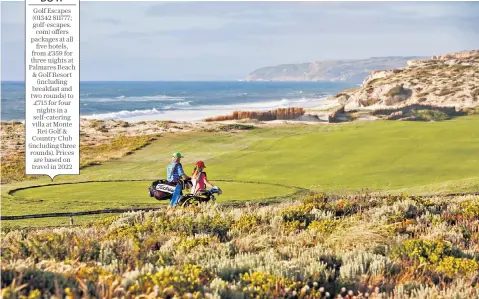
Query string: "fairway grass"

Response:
xmin=2 ymin=115 xmax=479 ymax=226
xmin=3 ymin=181 xmax=295 ymax=216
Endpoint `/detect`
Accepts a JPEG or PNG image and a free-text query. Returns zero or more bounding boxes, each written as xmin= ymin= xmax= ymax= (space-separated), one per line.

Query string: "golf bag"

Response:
xmin=148 ymin=178 xmax=192 ymax=201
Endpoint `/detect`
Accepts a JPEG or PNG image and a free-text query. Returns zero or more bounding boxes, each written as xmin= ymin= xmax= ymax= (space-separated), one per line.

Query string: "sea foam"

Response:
xmin=82 ymin=95 xmax=188 ymax=102
xmin=82 ymin=108 xmax=164 ymax=120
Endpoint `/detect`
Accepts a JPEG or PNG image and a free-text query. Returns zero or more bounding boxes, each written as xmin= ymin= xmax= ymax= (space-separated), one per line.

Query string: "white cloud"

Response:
xmin=1 ymin=1 xmax=478 ymax=81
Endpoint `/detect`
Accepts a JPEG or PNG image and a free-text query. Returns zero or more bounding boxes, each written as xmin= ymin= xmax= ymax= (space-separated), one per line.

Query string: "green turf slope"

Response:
xmin=2 ymin=115 xmax=479 ymax=223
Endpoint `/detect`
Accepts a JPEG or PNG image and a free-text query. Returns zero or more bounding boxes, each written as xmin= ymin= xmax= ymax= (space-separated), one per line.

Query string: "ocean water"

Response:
xmin=1 ymin=81 xmax=353 ymax=122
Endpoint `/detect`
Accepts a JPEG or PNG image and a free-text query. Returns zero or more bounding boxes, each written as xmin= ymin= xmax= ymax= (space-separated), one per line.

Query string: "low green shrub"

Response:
xmin=392 ymin=239 xmax=454 ymax=264
xmin=411 ymin=109 xmax=450 ymax=121
xmin=218 ymin=124 xmax=256 ymax=131
xmin=177 ymin=237 xmax=216 ymax=253
xmin=308 ymin=219 xmax=340 ymax=235
xmin=388 ymin=237 xmax=479 ymax=280
xmin=232 ymin=215 xmax=262 ymax=233
xmin=436 ymin=256 xmax=478 ymax=277
xmin=460 ymin=199 xmax=479 ymax=219
xmin=127 ymin=264 xmax=213 ymax=297
xmin=239 ymin=271 xmax=302 ymax=298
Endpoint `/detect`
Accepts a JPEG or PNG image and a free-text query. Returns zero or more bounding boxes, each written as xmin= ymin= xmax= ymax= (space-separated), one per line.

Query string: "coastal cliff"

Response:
xmin=328 ymin=50 xmax=479 ymax=110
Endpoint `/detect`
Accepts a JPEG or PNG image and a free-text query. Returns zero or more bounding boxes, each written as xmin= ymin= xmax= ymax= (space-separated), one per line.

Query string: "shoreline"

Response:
xmin=2 ymin=98 xmax=341 ymax=124
xmin=82 ymin=97 xmax=337 ymax=123
xmin=3 ymin=94 xmax=336 ymax=123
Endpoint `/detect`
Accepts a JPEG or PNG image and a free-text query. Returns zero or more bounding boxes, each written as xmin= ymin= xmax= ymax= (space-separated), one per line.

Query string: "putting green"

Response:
xmin=4 ymin=180 xmax=296 ymax=216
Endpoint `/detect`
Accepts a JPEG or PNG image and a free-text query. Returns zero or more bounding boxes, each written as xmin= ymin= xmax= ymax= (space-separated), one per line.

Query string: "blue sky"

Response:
xmin=2 ymin=1 xmax=478 ymax=81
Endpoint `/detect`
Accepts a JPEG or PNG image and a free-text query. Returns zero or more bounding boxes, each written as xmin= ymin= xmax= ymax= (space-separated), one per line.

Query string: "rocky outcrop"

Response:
xmin=386 ymin=111 xmax=403 ymax=120
xmin=328 ymin=105 xmax=347 ymax=123
xmin=244 ymin=56 xmax=422 ymax=82
xmin=328 ymin=50 xmax=479 ymax=110
xmin=361 ymin=70 xmax=396 ymax=86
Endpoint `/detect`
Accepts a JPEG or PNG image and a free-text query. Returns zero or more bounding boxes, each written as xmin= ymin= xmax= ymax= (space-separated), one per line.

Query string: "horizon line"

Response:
xmin=1 ymin=80 xmax=353 ymax=83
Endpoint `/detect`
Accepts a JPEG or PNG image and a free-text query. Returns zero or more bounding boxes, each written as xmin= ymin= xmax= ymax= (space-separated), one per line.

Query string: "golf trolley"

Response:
xmin=148 ymin=178 xmax=222 ymax=207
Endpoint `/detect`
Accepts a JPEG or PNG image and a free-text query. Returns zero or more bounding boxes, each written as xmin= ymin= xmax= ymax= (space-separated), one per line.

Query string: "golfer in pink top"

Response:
xmin=191 ymin=161 xmax=214 ymax=194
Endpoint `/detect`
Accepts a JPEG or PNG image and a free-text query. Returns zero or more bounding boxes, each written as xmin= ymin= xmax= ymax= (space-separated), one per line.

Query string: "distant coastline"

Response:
xmin=244 ymin=56 xmax=425 ymax=82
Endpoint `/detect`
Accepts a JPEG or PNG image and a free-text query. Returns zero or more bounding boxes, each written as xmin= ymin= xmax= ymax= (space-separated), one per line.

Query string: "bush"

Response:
xmin=1 ymin=153 xmax=38 ymax=184
xmin=385 ymin=86 xmax=404 ymax=97
xmin=302 ymin=192 xmax=327 ymax=205
xmin=3 ymin=192 xmax=479 ymax=297
xmin=239 ymin=272 xmax=301 ymax=298
xmin=411 ymin=109 xmax=450 ymax=121
xmin=89 ymin=120 xmax=109 ymax=132
xmin=232 ymin=215 xmax=262 ymax=233
xmin=417 ymin=97 xmax=427 ymax=103
xmin=460 ymin=199 xmax=479 ymax=219
xmin=217 ymin=124 xmax=256 ymax=131
xmin=177 ymin=237 xmax=216 ymax=253
xmin=391 ymin=239 xmax=460 ymax=265
xmin=436 ymin=257 xmax=478 ymax=277
xmin=280 ymin=204 xmax=317 ymax=223
xmin=384 ymin=85 xmax=412 ymax=105
xmin=127 ymin=264 xmax=213 ymax=296
xmin=308 ymin=219 xmax=340 ymax=235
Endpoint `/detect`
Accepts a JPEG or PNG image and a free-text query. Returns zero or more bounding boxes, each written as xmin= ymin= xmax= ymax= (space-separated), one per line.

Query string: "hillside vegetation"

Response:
xmin=2 ymin=192 xmax=479 ymax=298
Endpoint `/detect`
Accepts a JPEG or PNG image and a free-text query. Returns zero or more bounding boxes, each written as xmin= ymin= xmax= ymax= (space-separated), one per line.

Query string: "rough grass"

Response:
xmin=88 ymin=119 xmax=109 ymax=132
xmin=1 ymin=154 xmax=32 ymax=185
xmin=1 ymin=135 xmax=157 ymax=184
xmin=1 ymin=192 xmax=478 ymax=298
xmin=79 ymin=135 xmax=158 ymax=168
xmin=449 ymin=64 xmax=473 ymax=71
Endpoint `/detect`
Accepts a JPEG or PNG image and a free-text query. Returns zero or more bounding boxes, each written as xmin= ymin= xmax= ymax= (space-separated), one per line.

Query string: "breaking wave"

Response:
xmin=82 ymin=95 xmax=188 ymax=102
xmin=81 ymin=96 xmax=330 ymax=121
xmin=82 ymin=108 xmax=164 ymax=120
